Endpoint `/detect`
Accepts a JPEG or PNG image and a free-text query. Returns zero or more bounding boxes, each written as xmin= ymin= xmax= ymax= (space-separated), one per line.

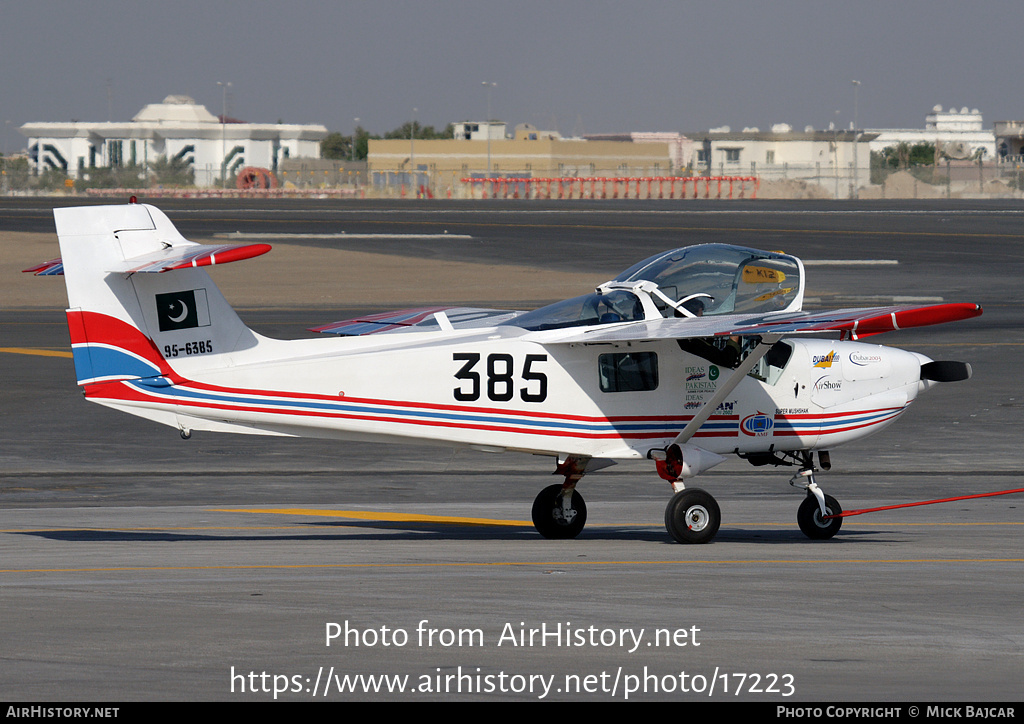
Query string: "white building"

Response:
xmin=683 ymin=124 xmax=876 ymax=198
xmin=995 ymin=121 xmax=1024 ymax=159
xmin=868 ymin=106 xmax=995 ymax=159
xmin=453 ymin=121 xmax=506 ymax=141
xmin=19 ymin=95 xmax=327 ymax=187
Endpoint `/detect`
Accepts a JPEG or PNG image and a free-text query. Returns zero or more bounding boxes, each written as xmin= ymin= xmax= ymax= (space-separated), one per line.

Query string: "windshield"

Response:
xmin=615 ymin=244 xmax=802 ymax=316
xmin=512 ymin=290 xmax=644 ymax=331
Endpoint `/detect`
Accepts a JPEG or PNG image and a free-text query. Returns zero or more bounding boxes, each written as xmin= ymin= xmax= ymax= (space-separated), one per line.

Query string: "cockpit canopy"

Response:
xmin=613 ymin=243 xmax=804 ymax=316
xmin=513 ymin=244 xmax=804 ymax=331
xmin=512 ymin=289 xmax=646 ymax=331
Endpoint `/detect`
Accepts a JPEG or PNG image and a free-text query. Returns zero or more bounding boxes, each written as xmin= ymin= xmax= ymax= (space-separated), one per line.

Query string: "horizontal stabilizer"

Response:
xmin=921 ymin=360 xmax=972 ymax=382
xmin=312 ymin=306 xmax=523 ymax=336
xmin=112 ymin=242 xmax=272 ymax=274
xmin=24 ymin=243 xmax=271 ymax=276
xmin=23 ymin=258 xmax=64 ymax=275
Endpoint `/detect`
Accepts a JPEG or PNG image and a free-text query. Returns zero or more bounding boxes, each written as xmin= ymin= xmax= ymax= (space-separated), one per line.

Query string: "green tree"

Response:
xmin=352 ymin=126 xmax=376 ymax=160
xmin=35 ymin=167 xmax=71 ymax=191
xmin=149 ymin=155 xmax=194 ymax=186
xmin=74 ymin=163 xmax=147 ymax=191
xmin=2 ymin=156 xmax=31 ymax=190
xmin=879 ymin=142 xmax=936 ymax=170
xmin=321 ymin=126 xmax=377 ymax=161
xmin=320 ymin=132 xmax=350 ymax=160
xmin=383 ymin=121 xmax=452 ymax=140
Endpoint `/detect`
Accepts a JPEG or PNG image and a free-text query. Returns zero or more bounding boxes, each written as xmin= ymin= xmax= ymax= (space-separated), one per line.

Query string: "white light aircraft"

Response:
xmin=29 ymin=202 xmax=983 ymax=543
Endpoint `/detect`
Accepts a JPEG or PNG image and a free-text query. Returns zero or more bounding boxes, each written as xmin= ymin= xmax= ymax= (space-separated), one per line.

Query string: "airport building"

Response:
xmin=867 ymin=105 xmax=996 ymax=160
xmin=452 ymin=121 xmax=507 ymax=141
xmin=367 ymin=121 xmax=674 ymax=189
xmin=369 ymin=119 xmax=881 ymax=198
xmin=994 ymin=121 xmax=1024 ymax=159
xmin=584 ymin=132 xmax=696 ymax=171
xmin=19 ymin=95 xmax=327 ymax=187
xmin=688 ymin=124 xmax=874 ymax=181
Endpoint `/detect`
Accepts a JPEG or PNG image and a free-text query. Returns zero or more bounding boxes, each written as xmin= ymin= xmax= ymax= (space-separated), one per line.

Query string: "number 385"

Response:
xmin=453 ymin=353 xmax=548 ymax=403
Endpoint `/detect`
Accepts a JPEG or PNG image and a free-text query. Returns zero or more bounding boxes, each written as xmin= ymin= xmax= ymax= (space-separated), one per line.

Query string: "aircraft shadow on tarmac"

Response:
xmin=13 ymin=521 xmax=888 ymax=544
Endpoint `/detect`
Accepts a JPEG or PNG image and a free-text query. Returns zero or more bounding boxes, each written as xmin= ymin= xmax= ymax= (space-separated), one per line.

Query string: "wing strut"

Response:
xmin=673 ymin=334 xmax=782 ymax=446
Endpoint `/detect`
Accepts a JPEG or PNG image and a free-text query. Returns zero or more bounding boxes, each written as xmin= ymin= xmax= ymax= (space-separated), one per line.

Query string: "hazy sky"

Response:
xmin=2 ymin=0 xmax=1020 ymax=149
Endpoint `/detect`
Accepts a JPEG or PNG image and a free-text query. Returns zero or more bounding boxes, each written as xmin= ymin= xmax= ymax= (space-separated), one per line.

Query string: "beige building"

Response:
xmin=368 ymin=133 xmax=672 ymax=193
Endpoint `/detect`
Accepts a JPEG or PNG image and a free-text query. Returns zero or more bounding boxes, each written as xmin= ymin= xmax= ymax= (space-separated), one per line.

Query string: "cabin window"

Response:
xmin=599 ymin=352 xmax=658 ymax=393
xmin=747 ymin=341 xmax=793 ymax=385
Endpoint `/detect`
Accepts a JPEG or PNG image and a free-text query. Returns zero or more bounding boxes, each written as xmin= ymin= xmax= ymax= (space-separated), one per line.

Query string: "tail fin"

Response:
xmin=54 ymin=203 xmax=266 ymax=386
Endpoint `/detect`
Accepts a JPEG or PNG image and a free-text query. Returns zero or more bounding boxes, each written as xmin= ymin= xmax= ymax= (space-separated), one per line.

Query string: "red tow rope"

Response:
xmin=828 ymin=487 xmax=1024 ymax=519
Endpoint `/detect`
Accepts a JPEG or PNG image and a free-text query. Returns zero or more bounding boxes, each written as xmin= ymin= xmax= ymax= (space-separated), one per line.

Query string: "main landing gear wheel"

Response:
xmin=531 ymin=484 xmax=587 ymax=539
xmin=797 ymin=493 xmax=843 ymax=540
xmin=664 ymin=488 xmax=721 ymax=544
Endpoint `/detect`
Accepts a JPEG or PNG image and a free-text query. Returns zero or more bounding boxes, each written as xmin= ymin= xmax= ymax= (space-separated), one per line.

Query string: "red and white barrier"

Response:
xmin=460 ymin=176 xmax=759 ymax=200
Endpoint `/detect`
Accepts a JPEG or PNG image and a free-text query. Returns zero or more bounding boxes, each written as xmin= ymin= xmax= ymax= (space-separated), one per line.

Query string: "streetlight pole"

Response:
xmin=217 ymin=81 xmax=231 ymax=188
xmin=833 ymin=109 xmax=841 ymax=199
xmin=2 ymin=120 xmax=10 ymax=194
xmin=851 ymin=80 xmax=861 ymax=198
xmin=482 ymin=81 xmax=496 ymax=176
xmin=411 ymin=107 xmax=417 ymax=194
xmin=351 ymin=117 xmax=360 ymax=163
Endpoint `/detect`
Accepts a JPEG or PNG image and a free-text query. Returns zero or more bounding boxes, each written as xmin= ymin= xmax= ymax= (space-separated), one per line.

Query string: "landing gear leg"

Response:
xmin=654 ymin=444 xmax=722 ymax=544
xmin=790 ymin=452 xmax=843 ymax=540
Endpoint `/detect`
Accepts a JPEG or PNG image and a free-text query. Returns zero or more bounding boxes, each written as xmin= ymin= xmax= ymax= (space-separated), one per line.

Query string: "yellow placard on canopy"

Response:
xmin=743 ymin=266 xmax=786 ymax=284
xmin=754 ymin=287 xmax=794 ymax=302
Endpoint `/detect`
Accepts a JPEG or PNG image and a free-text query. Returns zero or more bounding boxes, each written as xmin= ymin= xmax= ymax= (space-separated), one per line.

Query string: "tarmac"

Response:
xmin=1 ymin=198 xmax=1021 ymax=701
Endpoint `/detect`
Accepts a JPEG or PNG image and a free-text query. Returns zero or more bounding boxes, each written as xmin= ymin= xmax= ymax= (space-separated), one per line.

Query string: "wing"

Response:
xmin=23 ymin=243 xmax=272 ymax=276
xmin=311 ymin=307 xmax=525 ymax=336
xmin=523 ymin=303 xmax=983 ymax=344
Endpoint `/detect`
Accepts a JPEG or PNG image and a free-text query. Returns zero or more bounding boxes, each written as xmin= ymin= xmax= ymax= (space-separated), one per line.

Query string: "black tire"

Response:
xmin=664 ymin=488 xmax=721 ymax=544
xmin=797 ymin=493 xmax=843 ymax=540
xmin=531 ymin=484 xmax=587 ymax=539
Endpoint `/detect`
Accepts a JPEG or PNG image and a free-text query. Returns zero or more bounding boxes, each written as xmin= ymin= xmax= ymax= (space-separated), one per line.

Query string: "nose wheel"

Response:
xmin=787 ymin=451 xmax=843 ymax=540
xmin=532 ymin=484 xmax=587 ymax=539
xmin=797 ymin=493 xmax=843 ymax=539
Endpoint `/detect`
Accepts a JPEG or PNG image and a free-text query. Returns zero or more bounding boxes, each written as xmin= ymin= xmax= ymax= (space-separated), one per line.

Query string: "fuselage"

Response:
xmin=86 ymin=319 xmax=928 ymax=462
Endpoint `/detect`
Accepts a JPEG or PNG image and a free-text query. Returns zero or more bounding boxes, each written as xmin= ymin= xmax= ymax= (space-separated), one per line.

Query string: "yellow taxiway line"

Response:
xmin=3 ymin=558 xmax=1024 ymax=575
xmin=0 ymin=347 xmax=73 ymax=358
xmin=214 ymin=507 xmax=533 ymax=527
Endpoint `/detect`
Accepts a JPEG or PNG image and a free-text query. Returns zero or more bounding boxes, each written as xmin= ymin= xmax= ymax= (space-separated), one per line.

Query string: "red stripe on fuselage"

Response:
xmin=67 ymin=311 xmax=179 ymax=381
xmin=85 ymin=380 xmax=736 ymax=441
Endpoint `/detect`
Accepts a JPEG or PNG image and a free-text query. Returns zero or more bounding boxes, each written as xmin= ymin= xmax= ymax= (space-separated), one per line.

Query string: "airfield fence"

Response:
xmin=10 ymin=157 xmax=1024 ymax=200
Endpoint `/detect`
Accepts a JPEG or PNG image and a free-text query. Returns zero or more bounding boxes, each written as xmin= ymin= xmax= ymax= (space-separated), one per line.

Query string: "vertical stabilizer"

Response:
xmin=53 ymin=204 xmax=259 ymax=386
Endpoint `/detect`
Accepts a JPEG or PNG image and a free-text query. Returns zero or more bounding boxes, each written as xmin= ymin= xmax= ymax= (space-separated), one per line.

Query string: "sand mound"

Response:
xmin=756 ymin=178 xmax=833 ymax=199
